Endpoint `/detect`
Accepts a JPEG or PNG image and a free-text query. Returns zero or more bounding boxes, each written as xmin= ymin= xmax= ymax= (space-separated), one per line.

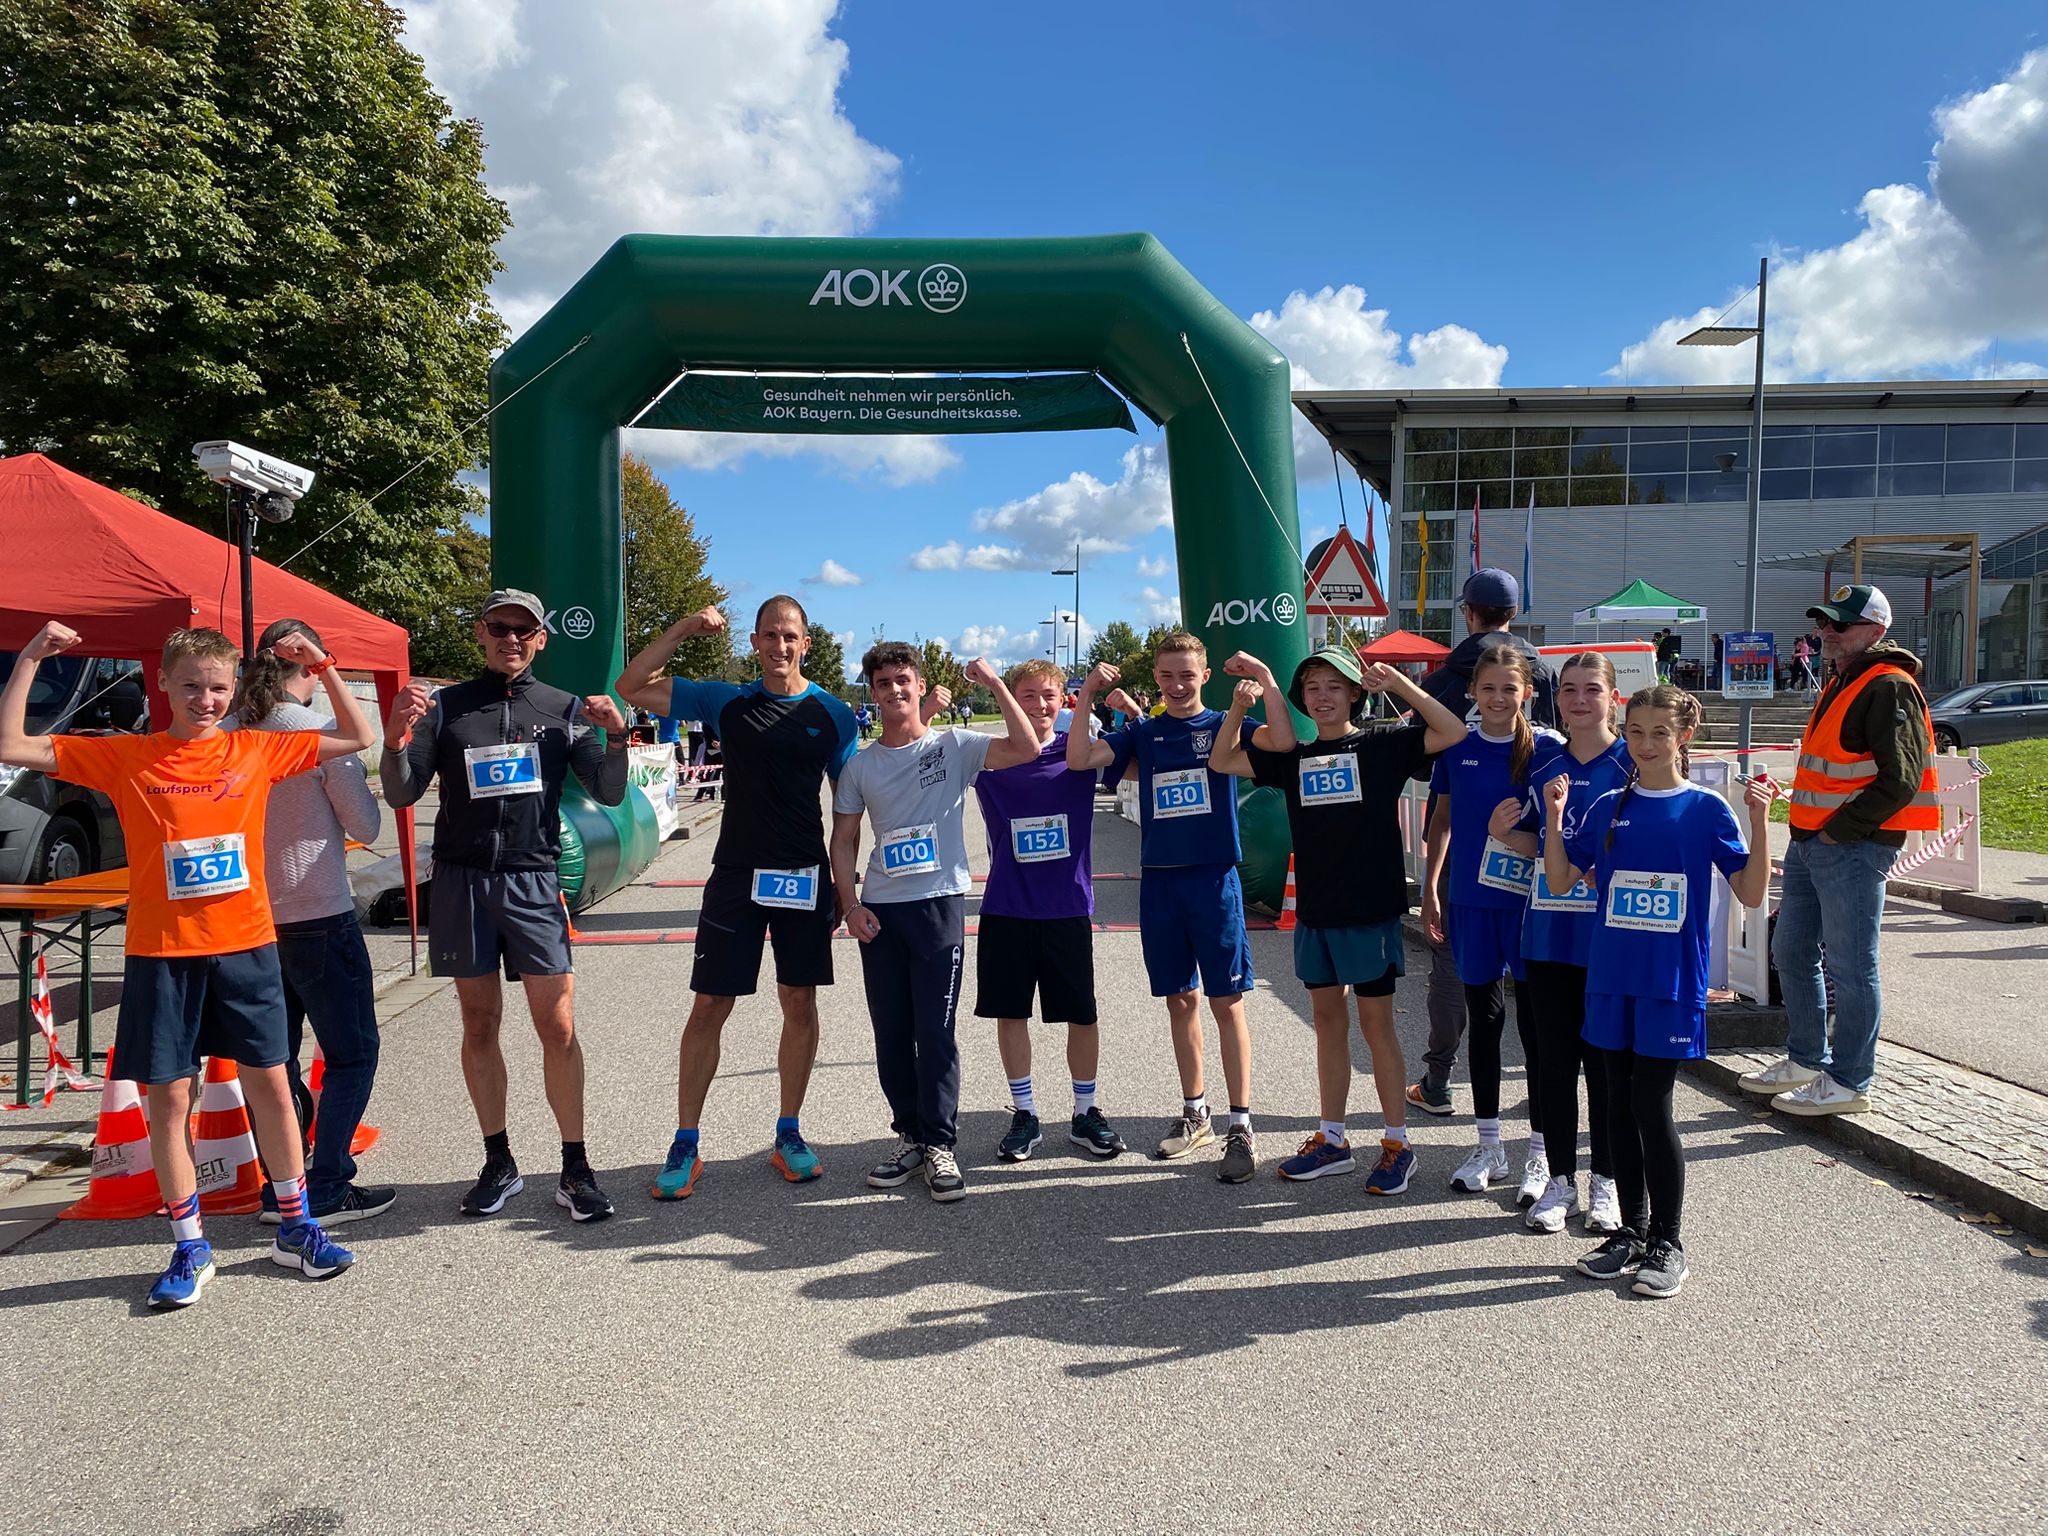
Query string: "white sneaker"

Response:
xmin=1774 ymin=1074 xmax=1872 ymax=1117
xmin=1585 ymin=1174 xmax=1623 ymax=1234
xmin=1526 ymin=1175 xmax=1579 ymax=1233
xmin=1739 ymin=1056 xmax=1819 ymax=1096
xmin=1516 ymin=1154 xmax=1550 ymax=1208
xmin=1450 ymin=1142 xmax=1511 ymax=1192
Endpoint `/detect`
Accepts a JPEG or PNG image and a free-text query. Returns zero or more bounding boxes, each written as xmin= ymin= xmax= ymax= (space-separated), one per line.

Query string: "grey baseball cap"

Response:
xmin=481 ymin=588 xmax=546 ymax=626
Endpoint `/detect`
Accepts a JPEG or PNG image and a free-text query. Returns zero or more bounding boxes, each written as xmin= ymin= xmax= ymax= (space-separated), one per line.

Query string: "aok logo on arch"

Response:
xmin=1204 ymin=593 xmax=1300 ymax=627
xmin=809 ymin=264 xmax=967 ymax=313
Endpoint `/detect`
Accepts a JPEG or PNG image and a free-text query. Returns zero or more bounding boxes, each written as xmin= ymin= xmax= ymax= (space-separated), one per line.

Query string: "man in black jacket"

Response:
xmin=382 ymin=589 xmax=630 ymax=1222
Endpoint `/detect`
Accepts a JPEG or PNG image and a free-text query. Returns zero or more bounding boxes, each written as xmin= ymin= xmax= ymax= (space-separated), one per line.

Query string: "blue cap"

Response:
xmin=1461 ymin=567 xmax=1519 ymax=610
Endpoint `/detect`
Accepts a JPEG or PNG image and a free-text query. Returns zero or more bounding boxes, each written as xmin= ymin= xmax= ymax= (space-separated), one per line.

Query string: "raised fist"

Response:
xmin=1232 ymin=678 xmax=1264 ymax=711
xmin=1359 ymin=662 xmax=1400 ymax=694
xmin=964 ymin=655 xmax=1001 ymax=691
xmin=385 ymin=682 xmax=433 ymax=742
xmin=1221 ymin=651 xmax=1265 ymax=679
xmin=1084 ymin=661 xmax=1120 ymax=693
xmin=682 ymin=606 xmax=726 ymax=636
xmin=25 ymin=621 xmax=81 ymax=662
xmin=1542 ymin=773 xmax=1570 ymax=815
xmin=272 ymin=631 xmax=325 ymax=668
xmin=580 ymin=694 xmax=627 ymax=734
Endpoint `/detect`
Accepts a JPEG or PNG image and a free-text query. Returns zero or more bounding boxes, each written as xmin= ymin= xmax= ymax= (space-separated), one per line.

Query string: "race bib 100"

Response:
xmin=1010 ymin=814 xmax=1071 ymax=864
xmin=1477 ymin=836 xmax=1535 ymax=896
xmin=1151 ymin=767 xmax=1210 ymax=819
xmin=1529 ymin=867 xmax=1599 ymax=914
xmin=1298 ymin=753 xmax=1361 ymax=806
xmin=752 ymin=866 xmax=819 ymax=911
xmin=464 ymin=742 xmax=541 ymax=799
xmin=164 ymin=835 xmax=249 ymax=901
xmin=1605 ymin=870 xmax=1687 ymax=932
xmin=879 ymin=824 xmax=941 ymax=878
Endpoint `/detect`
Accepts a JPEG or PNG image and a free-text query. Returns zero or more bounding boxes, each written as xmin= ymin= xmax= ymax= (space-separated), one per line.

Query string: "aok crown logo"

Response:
xmin=918 ymin=264 xmax=966 ymax=313
xmin=806 ymin=264 xmax=968 ymax=313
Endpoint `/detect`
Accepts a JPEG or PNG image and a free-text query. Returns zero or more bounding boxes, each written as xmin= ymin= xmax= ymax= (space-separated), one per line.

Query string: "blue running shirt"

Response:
xmin=1518 ymin=737 xmax=1633 ymax=967
xmin=1565 ymin=782 xmax=1750 ymax=1007
xmin=1429 ymin=725 xmax=1558 ymax=911
xmin=1104 ymin=709 xmax=1252 ymax=869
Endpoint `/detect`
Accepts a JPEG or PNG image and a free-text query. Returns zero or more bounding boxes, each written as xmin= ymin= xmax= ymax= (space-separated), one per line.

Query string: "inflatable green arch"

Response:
xmin=488 ymin=233 xmax=1307 ymax=907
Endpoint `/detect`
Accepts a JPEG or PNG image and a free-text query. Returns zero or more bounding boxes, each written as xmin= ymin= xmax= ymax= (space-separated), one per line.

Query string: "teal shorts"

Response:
xmin=1293 ymin=918 xmax=1404 ymax=997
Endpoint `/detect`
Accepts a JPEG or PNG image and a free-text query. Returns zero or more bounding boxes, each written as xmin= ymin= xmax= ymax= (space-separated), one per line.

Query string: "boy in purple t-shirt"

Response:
xmin=973 ymin=659 xmax=1127 ymax=1161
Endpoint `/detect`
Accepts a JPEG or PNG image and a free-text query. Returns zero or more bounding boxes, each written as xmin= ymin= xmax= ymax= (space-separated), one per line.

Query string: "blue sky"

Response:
xmin=399 ymin=0 xmax=2048 ymax=665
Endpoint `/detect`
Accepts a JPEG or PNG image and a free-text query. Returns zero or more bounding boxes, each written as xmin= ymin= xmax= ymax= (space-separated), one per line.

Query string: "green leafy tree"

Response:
xmin=918 ymin=637 xmax=965 ymax=700
xmin=1086 ymin=619 xmax=1145 ymax=677
xmin=620 ymin=455 xmax=729 ymax=685
xmin=390 ymin=522 xmax=489 ymax=678
xmin=804 ymin=623 xmax=849 ymax=696
xmin=0 ymin=0 xmax=507 ymax=619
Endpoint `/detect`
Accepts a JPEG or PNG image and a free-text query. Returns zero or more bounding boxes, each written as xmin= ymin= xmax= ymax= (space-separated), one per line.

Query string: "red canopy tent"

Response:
xmin=1358 ymin=628 xmax=1451 ymax=665
xmin=0 ymin=453 xmax=419 ymax=961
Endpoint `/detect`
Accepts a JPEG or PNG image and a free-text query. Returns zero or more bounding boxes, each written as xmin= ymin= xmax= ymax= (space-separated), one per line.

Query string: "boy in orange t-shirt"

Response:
xmin=0 ymin=622 xmax=378 ymax=1310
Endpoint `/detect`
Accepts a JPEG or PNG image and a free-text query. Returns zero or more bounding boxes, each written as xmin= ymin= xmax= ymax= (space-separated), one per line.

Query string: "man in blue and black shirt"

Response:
xmin=617 ymin=595 xmax=857 ymax=1201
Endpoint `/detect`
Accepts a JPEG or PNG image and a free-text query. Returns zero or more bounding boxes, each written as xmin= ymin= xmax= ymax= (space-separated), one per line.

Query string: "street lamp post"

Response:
xmin=1678 ymin=256 xmax=1768 ymax=774
xmin=1051 ymin=542 xmax=1081 ymax=677
xmin=1040 ymin=612 xmax=1061 ymax=663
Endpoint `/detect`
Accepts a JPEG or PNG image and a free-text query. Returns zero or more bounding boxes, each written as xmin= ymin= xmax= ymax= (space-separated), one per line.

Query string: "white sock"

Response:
xmin=1008 ymin=1076 xmax=1035 ymax=1115
xmin=1384 ymin=1123 xmax=1410 ymax=1147
xmin=1072 ymin=1078 xmax=1097 ymax=1114
xmin=1319 ymin=1119 xmax=1347 ymax=1145
xmin=1478 ymin=1117 xmax=1502 ymax=1147
xmin=1224 ymin=1109 xmax=1251 ymax=1131
xmin=1528 ymin=1132 xmax=1548 ymax=1162
xmin=1184 ymin=1096 xmax=1208 ymax=1119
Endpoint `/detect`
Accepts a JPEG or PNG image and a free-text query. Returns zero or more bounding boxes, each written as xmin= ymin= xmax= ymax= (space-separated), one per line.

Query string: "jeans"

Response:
xmin=276 ymin=909 xmax=381 ymax=1209
xmin=1771 ymin=835 xmax=1894 ymax=1094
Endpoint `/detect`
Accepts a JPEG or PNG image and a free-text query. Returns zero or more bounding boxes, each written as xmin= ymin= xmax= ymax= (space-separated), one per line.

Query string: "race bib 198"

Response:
xmin=463 ymin=742 xmax=541 ymax=799
xmin=1010 ymin=814 xmax=1070 ymax=864
xmin=1605 ymin=870 xmax=1687 ymax=932
xmin=1477 ymin=836 xmax=1535 ymax=896
xmin=752 ymin=866 xmax=819 ymax=911
xmin=1298 ymin=753 xmax=1361 ymax=806
xmin=1151 ymin=767 xmax=1210 ymax=819
xmin=164 ymin=835 xmax=249 ymax=901
xmin=1528 ymin=867 xmax=1599 ymax=914
xmin=879 ymin=824 xmax=941 ymax=878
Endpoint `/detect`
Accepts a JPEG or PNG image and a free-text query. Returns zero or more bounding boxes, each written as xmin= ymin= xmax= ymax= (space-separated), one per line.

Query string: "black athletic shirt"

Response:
xmin=1249 ymin=722 xmax=1430 ymax=927
xmin=668 ymin=678 xmax=858 ymax=869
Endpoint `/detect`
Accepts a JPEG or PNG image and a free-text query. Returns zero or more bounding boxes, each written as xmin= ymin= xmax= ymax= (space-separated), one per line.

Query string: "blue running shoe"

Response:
xmin=147 ymin=1240 xmax=215 ymax=1310
xmin=652 ymin=1139 xmax=702 ymax=1200
xmin=1364 ymin=1139 xmax=1417 ymax=1196
xmin=1278 ymin=1132 xmax=1356 ymax=1182
xmin=770 ymin=1129 xmax=822 ymax=1183
xmin=271 ymin=1221 xmax=354 ymax=1280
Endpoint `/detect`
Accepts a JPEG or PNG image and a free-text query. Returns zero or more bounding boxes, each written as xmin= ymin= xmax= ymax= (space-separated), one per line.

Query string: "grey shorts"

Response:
xmin=429 ymin=864 xmax=572 ymax=980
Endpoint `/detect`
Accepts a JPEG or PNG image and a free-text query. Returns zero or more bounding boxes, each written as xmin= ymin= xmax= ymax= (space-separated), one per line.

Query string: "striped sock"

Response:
xmin=167 ymin=1190 xmax=203 ymax=1244
xmin=1072 ymin=1078 xmax=1097 ymax=1115
xmin=1477 ymin=1117 xmax=1503 ymax=1147
xmin=1008 ymin=1076 xmax=1035 ymax=1115
xmin=272 ymin=1176 xmax=308 ymax=1229
xmin=1528 ymin=1132 xmax=1548 ymax=1163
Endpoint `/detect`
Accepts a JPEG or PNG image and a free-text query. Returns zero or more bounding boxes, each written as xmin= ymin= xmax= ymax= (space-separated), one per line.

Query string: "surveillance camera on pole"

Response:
xmin=192 ymin=440 xmax=318 ymax=656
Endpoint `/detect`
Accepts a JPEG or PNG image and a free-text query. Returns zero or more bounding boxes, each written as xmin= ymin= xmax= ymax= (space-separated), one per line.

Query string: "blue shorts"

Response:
xmin=1447 ymin=901 xmax=1526 ymax=986
xmin=1582 ymin=993 xmax=1706 ymax=1060
xmin=114 ymin=945 xmax=291 ymax=1085
xmin=1294 ymin=919 xmax=1404 ymax=997
xmin=1139 ymin=864 xmax=1254 ymax=998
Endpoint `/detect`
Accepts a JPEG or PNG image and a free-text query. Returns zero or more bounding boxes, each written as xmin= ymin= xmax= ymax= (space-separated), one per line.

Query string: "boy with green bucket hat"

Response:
xmin=1211 ymin=647 xmax=1467 ymax=1193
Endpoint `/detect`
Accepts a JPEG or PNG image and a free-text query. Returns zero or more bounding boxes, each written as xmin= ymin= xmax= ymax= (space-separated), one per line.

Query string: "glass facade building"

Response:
xmin=1930 ymin=522 xmax=2048 ymax=687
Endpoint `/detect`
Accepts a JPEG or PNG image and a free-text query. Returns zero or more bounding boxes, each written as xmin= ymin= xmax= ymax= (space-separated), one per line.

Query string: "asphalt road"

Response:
xmin=3 ymin=775 xmax=2044 ymax=1535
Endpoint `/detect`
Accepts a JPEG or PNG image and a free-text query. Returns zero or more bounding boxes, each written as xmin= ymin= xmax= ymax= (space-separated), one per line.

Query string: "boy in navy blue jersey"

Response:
xmin=1068 ymin=632 xmax=1259 ymax=1182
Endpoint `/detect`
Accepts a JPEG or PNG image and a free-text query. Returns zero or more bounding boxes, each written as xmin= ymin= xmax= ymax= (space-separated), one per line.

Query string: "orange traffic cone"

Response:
xmin=561 ymin=890 xmax=584 ymax=943
xmin=308 ymin=1041 xmax=380 ymax=1156
xmin=192 ymin=1057 xmax=264 ymax=1216
xmin=61 ymin=1049 xmax=163 ymax=1221
xmin=1276 ymin=854 xmax=1298 ymax=932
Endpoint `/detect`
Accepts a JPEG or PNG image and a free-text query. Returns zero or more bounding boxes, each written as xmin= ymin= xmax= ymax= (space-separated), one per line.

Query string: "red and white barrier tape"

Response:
xmin=1890 ymin=812 xmax=1980 ymax=877
xmin=4 ymin=945 xmax=98 ymax=1110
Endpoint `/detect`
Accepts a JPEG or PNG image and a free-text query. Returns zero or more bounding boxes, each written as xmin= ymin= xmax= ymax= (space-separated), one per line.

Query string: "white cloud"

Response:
xmin=906 ymin=540 xmax=1035 ymax=572
xmin=1135 ymin=552 xmax=1172 ymax=578
xmin=622 ymin=427 xmax=957 ymax=487
xmin=1615 ymin=48 xmax=2048 ymax=383
xmin=940 ymin=442 xmax=1174 ymax=571
xmin=803 ymin=558 xmax=863 ymax=587
xmin=953 ymin=624 xmax=1018 ymax=658
xmin=832 ymin=629 xmax=854 ymax=651
xmin=1137 ymin=586 xmax=1182 ymax=624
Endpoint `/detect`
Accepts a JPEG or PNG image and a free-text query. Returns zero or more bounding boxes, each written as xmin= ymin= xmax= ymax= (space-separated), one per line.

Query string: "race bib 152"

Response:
xmin=1010 ymin=814 xmax=1070 ymax=864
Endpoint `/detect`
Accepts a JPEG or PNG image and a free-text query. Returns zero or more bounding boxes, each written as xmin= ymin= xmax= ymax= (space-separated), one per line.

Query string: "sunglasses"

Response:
xmin=1814 ymin=617 xmax=1872 ymax=633
xmin=484 ymin=621 xmax=541 ymax=640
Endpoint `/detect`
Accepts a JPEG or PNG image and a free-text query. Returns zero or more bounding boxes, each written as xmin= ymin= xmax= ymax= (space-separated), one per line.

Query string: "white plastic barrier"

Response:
xmin=1888 ymin=749 xmax=1985 ymax=892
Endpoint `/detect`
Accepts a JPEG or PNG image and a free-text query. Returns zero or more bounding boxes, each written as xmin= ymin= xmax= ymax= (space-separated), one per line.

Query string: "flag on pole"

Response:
xmin=1414 ymin=503 xmax=1430 ymax=627
xmin=1469 ymin=489 xmax=1482 ymax=574
xmin=1521 ymin=484 xmax=1536 ymax=611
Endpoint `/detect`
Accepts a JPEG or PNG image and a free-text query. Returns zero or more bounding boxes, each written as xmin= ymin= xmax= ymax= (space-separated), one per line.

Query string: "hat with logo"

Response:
xmin=1460 ymin=567 xmax=1520 ymax=611
xmin=481 ymin=588 xmax=547 ymax=627
xmin=1288 ymin=647 xmax=1372 ymax=724
xmin=1807 ymin=583 xmax=1892 ymax=629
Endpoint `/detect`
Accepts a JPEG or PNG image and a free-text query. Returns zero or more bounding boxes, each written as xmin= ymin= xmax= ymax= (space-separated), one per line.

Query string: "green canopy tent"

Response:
xmin=1572 ymin=578 xmax=1709 ymax=673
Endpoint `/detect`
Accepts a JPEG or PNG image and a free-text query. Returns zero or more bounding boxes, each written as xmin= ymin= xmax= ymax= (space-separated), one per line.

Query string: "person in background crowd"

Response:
xmin=1710 ymin=632 xmax=1724 ymax=692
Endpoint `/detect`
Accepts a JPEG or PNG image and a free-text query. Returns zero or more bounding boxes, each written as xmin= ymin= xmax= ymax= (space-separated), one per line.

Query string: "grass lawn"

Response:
xmin=1763 ymin=737 xmax=2048 ymax=853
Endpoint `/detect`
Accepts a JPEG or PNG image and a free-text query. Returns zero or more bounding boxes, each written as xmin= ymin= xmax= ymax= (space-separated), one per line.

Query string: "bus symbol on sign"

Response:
xmin=919 ymin=264 xmax=966 ymax=313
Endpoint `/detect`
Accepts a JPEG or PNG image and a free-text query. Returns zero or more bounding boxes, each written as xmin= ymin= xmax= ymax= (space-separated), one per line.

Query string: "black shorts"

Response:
xmin=114 ymin=945 xmax=290 ymax=1085
xmin=691 ymin=864 xmax=836 ymax=997
xmin=429 ymin=864 xmax=572 ymax=981
xmin=973 ymin=913 xmax=1097 ymax=1025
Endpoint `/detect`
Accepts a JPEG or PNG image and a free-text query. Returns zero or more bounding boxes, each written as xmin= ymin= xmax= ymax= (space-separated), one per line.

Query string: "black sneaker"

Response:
xmin=1068 ymin=1107 xmax=1128 ymax=1158
xmin=555 ymin=1166 xmax=615 ymax=1223
xmin=867 ymin=1137 xmax=925 ymax=1188
xmin=923 ymin=1146 xmax=967 ymax=1203
xmin=1631 ymin=1238 xmax=1689 ymax=1299
xmin=1575 ymin=1230 xmax=1647 ymax=1280
xmin=460 ymin=1159 xmax=524 ymax=1217
xmin=997 ymin=1109 xmax=1043 ymax=1162
xmin=309 ymin=1184 xmax=396 ymax=1226
xmin=1217 ymin=1125 xmax=1258 ymax=1184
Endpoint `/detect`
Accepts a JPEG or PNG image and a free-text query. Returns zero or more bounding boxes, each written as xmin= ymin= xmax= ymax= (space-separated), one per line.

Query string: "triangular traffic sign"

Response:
xmin=1304 ymin=523 xmax=1387 ymax=617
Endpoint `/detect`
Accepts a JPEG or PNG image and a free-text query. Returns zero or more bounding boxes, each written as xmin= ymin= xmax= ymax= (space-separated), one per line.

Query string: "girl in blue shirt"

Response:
xmin=1493 ymin=653 xmax=1632 ymax=1236
xmin=1421 ymin=646 xmax=1557 ymax=1197
xmin=1543 ymin=684 xmax=1772 ymax=1300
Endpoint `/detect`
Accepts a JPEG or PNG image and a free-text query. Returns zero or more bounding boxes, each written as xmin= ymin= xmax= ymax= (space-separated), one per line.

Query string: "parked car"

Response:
xmin=1927 ymin=679 xmax=2048 ymax=751
xmin=0 ymin=650 xmax=147 ymax=884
